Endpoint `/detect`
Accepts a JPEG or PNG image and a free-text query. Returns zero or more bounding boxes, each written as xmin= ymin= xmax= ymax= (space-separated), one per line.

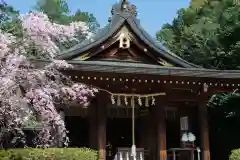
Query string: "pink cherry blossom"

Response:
xmin=0 ymin=11 xmax=97 ymax=147
xmin=20 ymin=11 xmax=91 ymax=59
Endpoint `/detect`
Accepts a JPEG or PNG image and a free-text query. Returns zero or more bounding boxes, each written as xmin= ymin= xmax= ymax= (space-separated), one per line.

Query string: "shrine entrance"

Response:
xmin=106 ymin=104 xmax=147 ymax=160
xmin=106 ymin=117 xmax=142 ymax=160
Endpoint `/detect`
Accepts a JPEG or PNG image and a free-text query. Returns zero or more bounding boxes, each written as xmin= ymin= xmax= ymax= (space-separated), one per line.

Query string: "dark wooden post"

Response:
xmin=89 ymin=99 xmax=97 ymax=149
xmin=198 ymin=83 xmax=211 ymax=160
xmin=139 ymin=117 xmax=146 ymax=148
xmin=156 ymin=97 xmax=167 ymax=160
xmin=198 ymin=94 xmax=210 ymax=160
xmin=146 ymin=112 xmax=155 ymax=160
xmin=97 ymin=94 xmax=107 ymax=160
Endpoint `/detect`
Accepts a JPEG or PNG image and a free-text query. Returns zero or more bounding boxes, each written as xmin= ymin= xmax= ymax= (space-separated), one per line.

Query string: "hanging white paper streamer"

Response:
xmin=151 ymin=96 xmax=155 ymax=105
xmin=110 ymin=94 xmax=158 ymax=107
xmin=111 ymin=95 xmax=115 ymax=104
xmin=138 ymin=96 xmax=142 ymax=106
xmin=124 ymin=96 xmax=128 ymax=106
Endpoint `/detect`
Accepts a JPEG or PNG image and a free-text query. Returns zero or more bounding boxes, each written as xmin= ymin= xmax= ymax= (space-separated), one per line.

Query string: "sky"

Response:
xmin=6 ymin=0 xmax=191 ymax=36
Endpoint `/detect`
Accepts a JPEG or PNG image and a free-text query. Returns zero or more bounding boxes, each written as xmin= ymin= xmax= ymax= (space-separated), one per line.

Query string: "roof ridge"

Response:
xmin=55 ymin=1 xmax=201 ymax=68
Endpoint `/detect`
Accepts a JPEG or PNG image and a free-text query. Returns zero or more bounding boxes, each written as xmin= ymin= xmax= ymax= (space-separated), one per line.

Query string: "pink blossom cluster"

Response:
xmin=20 ymin=11 xmax=90 ymax=58
xmin=25 ymin=88 xmax=67 ymax=146
xmin=0 ymin=11 xmax=97 ymax=147
xmin=0 ymin=30 xmax=16 ymax=57
xmin=61 ymin=84 xmax=98 ymax=106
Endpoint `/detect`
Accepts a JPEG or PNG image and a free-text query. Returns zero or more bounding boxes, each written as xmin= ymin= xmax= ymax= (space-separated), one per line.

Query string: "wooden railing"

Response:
xmin=113 ymin=147 xmax=197 ymax=160
xmin=114 ymin=148 xmax=147 ymax=160
xmin=167 ymin=148 xmax=197 ymax=160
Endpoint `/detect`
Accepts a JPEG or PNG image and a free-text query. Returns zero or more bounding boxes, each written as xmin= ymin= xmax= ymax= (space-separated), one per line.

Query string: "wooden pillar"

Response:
xmin=89 ymin=99 xmax=97 ymax=149
xmin=156 ymin=97 xmax=167 ymax=160
xmin=198 ymin=94 xmax=210 ymax=160
xmin=97 ymin=95 xmax=107 ymax=160
xmin=139 ymin=117 xmax=146 ymax=148
xmin=146 ymin=113 xmax=154 ymax=160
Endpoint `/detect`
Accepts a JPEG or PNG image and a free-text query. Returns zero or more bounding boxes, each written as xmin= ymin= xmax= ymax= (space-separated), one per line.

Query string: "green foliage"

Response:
xmin=190 ymin=0 xmax=208 ymax=8
xmin=208 ymin=91 xmax=240 ymax=159
xmin=35 ymin=0 xmax=70 ymax=24
xmin=229 ymin=149 xmax=240 ymax=160
xmin=0 ymin=0 xmax=19 ymax=23
xmin=157 ymin=0 xmax=240 ymax=69
xmin=72 ymin=10 xmax=100 ymax=33
xmin=0 ymin=148 xmax=98 ymax=160
xmin=35 ymin=0 xmax=100 ymax=32
xmin=0 ymin=1 xmax=23 ymax=37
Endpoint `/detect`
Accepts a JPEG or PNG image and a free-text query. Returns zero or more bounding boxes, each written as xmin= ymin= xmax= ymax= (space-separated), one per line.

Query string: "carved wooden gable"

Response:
xmin=73 ymin=25 xmax=174 ymax=66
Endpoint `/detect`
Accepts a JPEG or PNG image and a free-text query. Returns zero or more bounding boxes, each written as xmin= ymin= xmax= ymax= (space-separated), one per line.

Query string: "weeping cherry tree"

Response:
xmin=0 ymin=11 xmax=97 ymax=148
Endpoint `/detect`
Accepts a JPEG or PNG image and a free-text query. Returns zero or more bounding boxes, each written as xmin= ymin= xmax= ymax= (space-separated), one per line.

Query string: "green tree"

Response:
xmin=0 ymin=0 xmax=22 ymax=37
xmin=157 ymin=0 xmax=240 ymax=69
xmin=35 ymin=0 xmax=70 ymax=24
xmin=0 ymin=0 xmax=19 ymax=22
xmin=157 ymin=0 xmax=240 ymax=159
xmin=72 ymin=9 xmax=100 ymax=33
xmin=35 ymin=0 xmax=100 ymax=32
xmin=190 ymin=0 xmax=207 ymax=8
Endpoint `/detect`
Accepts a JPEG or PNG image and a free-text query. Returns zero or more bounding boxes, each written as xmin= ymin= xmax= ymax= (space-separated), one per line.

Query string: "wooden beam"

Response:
xmin=198 ymin=93 xmax=211 ymax=160
xmin=83 ymin=37 xmax=119 ymax=60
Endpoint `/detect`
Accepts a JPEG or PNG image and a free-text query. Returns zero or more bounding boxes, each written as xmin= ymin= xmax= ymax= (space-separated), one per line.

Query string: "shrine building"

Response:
xmin=39 ymin=1 xmax=240 ymax=160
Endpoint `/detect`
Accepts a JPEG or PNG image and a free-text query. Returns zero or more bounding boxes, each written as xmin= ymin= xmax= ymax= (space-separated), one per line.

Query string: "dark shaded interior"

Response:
xmin=106 ymin=118 xmax=140 ymax=159
xmin=166 ymin=118 xmax=181 ymax=149
xmin=65 ymin=116 xmax=89 ymax=147
xmin=107 ymin=118 xmax=140 ymax=146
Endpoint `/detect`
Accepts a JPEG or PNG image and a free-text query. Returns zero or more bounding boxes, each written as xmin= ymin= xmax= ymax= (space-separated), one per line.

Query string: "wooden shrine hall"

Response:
xmin=40 ymin=0 xmax=240 ymax=160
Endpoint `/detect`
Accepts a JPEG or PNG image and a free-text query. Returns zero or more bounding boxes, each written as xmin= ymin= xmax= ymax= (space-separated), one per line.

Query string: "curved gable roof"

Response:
xmin=55 ymin=0 xmax=200 ymax=68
